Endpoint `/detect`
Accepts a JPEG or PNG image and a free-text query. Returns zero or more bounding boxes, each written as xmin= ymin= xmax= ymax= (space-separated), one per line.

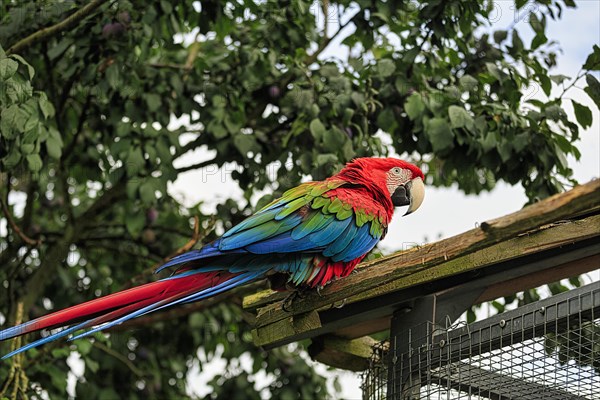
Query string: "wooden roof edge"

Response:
xmin=246 ymin=179 xmax=600 ymax=322
xmin=251 ymin=214 xmax=600 ymax=348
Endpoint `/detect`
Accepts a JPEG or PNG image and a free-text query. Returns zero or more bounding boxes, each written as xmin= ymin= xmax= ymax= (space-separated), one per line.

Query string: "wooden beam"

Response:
xmin=252 ymin=310 xmax=321 ymax=347
xmin=249 ymin=180 xmax=600 ymax=320
xmin=476 ymin=254 xmax=600 ymax=304
xmin=308 ymin=335 xmax=381 ymax=372
xmin=252 ymin=213 xmax=600 ymax=348
xmin=243 ymin=289 xmax=286 ymax=311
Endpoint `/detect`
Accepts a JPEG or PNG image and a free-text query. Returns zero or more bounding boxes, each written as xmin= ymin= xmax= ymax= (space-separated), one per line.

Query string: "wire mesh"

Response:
xmin=361 ymin=284 xmax=600 ymax=399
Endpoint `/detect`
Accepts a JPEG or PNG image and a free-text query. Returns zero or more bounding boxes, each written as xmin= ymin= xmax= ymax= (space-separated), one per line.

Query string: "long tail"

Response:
xmin=0 ymin=270 xmax=263 ymax=359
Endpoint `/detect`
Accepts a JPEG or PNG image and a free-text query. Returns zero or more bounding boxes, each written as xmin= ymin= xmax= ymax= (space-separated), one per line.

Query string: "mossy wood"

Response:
xmin=246 ymin=180 xmax=600 ymax=352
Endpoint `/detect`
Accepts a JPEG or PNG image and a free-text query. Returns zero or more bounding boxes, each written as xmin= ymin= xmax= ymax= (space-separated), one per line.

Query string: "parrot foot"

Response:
xmin=282 ymin=291 xmax=302 ymax=312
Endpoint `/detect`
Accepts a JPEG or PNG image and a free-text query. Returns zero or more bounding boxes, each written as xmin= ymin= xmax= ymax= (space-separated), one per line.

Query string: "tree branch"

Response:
xmin=92 ymin=341 xmax=145 ymax=377
xmin=62 ymin=93 xmax=92 ymax=162
xmin=78 ymin=181 xmax=126 ymax=225
xmin=0 ymin=196 xmax=40 ymax=246
xmin=6 ymin=0 xmax=110 ymax=55
xmin=175 ymin=158 xmax=218 ymax=174
xmin=0 ymin=302 xmax=29 ymax=400
xmin=122 ymin=215 xmax=209 ymax=289
xmin=305 ymin=10 xmax=357 ymax=65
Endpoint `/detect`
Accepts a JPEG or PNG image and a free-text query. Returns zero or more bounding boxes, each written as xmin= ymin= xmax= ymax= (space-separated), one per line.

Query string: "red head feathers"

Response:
xmin=330 ymin=157 xmax=425 ymax=220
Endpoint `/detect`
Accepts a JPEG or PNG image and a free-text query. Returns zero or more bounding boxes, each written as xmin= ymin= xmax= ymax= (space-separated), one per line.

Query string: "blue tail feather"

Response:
xmin=69 ymin=271 xmax=263 ymax=341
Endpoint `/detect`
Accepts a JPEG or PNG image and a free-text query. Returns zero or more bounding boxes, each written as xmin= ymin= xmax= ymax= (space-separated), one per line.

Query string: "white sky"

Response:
xmin=173 ymin=2 xmax=600 ymax=399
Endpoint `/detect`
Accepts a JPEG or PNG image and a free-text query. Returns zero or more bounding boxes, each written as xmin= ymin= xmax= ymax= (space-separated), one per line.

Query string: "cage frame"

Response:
xmin=387 ymin=282 xmax=600 ymax=398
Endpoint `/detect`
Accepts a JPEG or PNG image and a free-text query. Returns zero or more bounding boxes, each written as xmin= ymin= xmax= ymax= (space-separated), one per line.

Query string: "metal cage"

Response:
xmin=362 ymin=282 xmax=600 ymax=399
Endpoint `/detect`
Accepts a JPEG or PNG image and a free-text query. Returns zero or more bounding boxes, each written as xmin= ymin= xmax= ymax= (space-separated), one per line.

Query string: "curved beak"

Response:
xmin=404 ymin=177 xmax=425 ymax=216
xmin=391 ymin=177 xmax=425 ymax=216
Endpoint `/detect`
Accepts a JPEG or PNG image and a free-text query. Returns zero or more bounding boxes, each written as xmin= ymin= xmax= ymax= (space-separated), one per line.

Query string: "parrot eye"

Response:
xmin=391 ymin=167 xmax=402 ymax=175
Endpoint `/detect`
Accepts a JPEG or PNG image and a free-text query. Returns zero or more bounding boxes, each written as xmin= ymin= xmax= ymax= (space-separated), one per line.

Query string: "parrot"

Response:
xmin=0 ymin=157 xmax=425 ymax=359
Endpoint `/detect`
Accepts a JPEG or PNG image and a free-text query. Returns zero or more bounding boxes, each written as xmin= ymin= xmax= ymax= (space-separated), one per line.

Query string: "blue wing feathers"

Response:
xmin=334 ymin=224 xmax=379 ymax=261
xmin=156 ymin=192 xmax=382 ymax=276
xmin=323 ymin=222 xmax=359 ymax=258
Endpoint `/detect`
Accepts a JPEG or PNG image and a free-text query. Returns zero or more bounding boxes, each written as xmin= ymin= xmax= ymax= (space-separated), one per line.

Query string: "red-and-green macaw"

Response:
xmin=0 ymin=157 xmax=424 ymax=358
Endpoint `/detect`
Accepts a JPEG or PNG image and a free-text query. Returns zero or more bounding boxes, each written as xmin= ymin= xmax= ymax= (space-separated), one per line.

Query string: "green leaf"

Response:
xmin=571 ymin=100 xmax=592 ymax=129
xmin=480 ymin=131 xmax=496 ymax=152
xmin=125 ymin=212 xmax=145 ymax=238
xmin=404 ymin=93 xmax=425 ymax=120
xmin=139 ymin=180 xmax=156 ymax=204
xmin=583 ymin=45 xmax=600 ymax=71
xmin=498 ymin=141 xmax=512 ymax=163
xmin=531 ymin=33 xmax=547 ymax=50
xmin=529 ymin=13 xmax=544 ymax=34
xmin=3 ymin=151 xmax=21 ymax=168
xmin=47 ymin=38 xmax=72 ymax=60
xmin=126 ymin=179 xmax=140 ymax=199
xmin=46 ymin=135 xmax=62 ymax=159
xmin=459 ymin=75 xmax=478 ymax=91
xmin=511 ymin=31 xmax=524 ymax=55
xmin=448 ymin=105 xmax=473 ymax=129
xmin=0 ymin=58 xmax=18 ymax=80
xmin=549 ymin=75 xmax=569 ymax=85
xmin=98 ymin=389 xmax=120 ymax=400
xmin=376 ymin=108 xmax=398 ymax=132
xmin=85 ymin=357 xmax=100 ymax=373
xmin=376 ymin=59 xmax=396 ymax=78
xmin=47 ymin=368 xmax=67 ymax=392
xmin=309 ymin=119 xmax=326 ymax=141
xmin=76 ymin=339 xmax=93 ymax=356
xmin=467 ymin=308 xmax=476 ymax=323
xmin=145 ymin=93 xmax=161 ymax=112
xmin=425 ymin=117 xmax=454 ymax=152
xmin=322 ymin=127 xmax=347 ymax=152
xmin=493 ymin=30 xmax=508 ymax=44
xmin=10 ymin=54 xmax=35 ymax=79
xmin=539 ymin=74 xmax=552 ymax=96
xmin=105 ymin=65 xmax=120 ymax=89
xmin=126 ymin=146 xmax=145 ymax=176
xmin=544 ymin=104 xmax=563 ymax=120
xmin=38 ymin=95 xmax=55 ymax=119
xmin=233 ymin=134 xmax=258 ymax=156
xmin=486 ymin=62 xmax=503 ymax=82
xmin=26 ymin=154 xmax=43 ymax=171
xmin=584 ymin=74 xmax=600 ymax=109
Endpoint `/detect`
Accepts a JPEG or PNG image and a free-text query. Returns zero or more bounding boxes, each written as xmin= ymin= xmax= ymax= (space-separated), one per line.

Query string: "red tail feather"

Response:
xmin=15 ymin=271 xmax=236 ymax=337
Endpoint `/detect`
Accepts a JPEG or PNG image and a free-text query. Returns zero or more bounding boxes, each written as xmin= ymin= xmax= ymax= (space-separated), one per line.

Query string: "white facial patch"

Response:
xmin=386 ymin=167 xmax=412 ymax=194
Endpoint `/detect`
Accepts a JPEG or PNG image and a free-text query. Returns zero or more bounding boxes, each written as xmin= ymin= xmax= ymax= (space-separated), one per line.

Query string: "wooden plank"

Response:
xmin=252 ymin=310 xmax=321 ymax=347
xmin=243 ymin=289 xmax=285 ymax=311
xmin=253 ymin=213 xmax=600 ymax=347
xmin=308 ymin=335 xmax=379 ymax=372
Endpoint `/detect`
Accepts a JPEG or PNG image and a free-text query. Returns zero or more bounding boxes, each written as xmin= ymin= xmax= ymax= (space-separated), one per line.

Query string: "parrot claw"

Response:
xmin=282 ymin=292 xmax=298 ymax=312
xmin=332 ymin=298 xmax=347 ymax=309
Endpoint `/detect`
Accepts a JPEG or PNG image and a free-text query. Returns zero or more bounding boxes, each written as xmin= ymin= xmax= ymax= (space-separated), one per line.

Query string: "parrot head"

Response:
xmin=335 ymin=157 xmax=425 ymax=216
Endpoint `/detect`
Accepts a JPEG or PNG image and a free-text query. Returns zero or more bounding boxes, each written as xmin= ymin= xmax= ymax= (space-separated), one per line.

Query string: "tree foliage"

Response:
xmin=0 ymin=0 xmax=597 ymax=398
